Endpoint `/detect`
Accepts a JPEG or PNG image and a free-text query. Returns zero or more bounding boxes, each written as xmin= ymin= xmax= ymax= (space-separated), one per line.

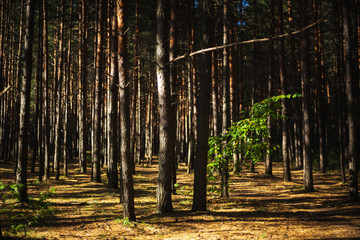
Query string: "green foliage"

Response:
xmin=207 ymin=94 xmax=301 ymax=194
xmin=0 ymin=181 xmax=56 ymax=238
xmin=116 ymin=217 xmax=133 ymax=227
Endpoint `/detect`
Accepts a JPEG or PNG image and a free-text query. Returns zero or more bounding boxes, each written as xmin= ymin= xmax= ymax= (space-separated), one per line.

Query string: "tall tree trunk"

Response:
xmin=64 ymin=0 xmax=73 ymax=177
xmin=131 ymin=0 xmax=140 ymax=170
xmin=117 ymin=0 xmax=136 ymax=220
xmin=31 ymin=0 xmax=42 ymax=173
xmin=221 ymin=0 xmax=230 ymax=198
xmin=107 ymin=0 xmax=118 ymax=189
xmin=334 ymin=0 xmax=346 ymax=183
xmin=288 ymin=0 xmax=302 ymax=170
xmin=229 ymin=8 xmax=239 ymax=170
xmin=54 ymin=0 xmax=65 ymax=180
xmin=300 ymin=0 xmax=314 ymax=191
xmin=0 ymin=0 xmax=6 ymax=160
xmin=16 ymin=0 xmax=35 ymax=203
xmin=169 ymin=0 xmax=178 ymax=194
xmin=192 ymin=0 xmax=212 ymax=212
xmin=313 ymin=0 xmax=327 ymax=173
xmin=42 ymin=0 xmax=51 ymax=181
xmin=14 ymin=0 xmax=24 ymax=165
xmin=78 ymin=0 xmax=88 ymax=173
xmin=342 ymin=0 xmax=359 ymax=201
xmin=186 ymin=0 xmax=195 ymax=174
xmin=156 ymin=0 xmax=174 ymax=214
xmin=278 ymin=0 xmax=291 ymax=182
xmin=37 ymin=0 xmax=44 ymax=180
xmin=265 ymin=0 xmax=275 ymax=176
xmin=93 ymin=0 xmax=106 ymax=183
xmin=250 ymin=0 xmax=258 ymax=173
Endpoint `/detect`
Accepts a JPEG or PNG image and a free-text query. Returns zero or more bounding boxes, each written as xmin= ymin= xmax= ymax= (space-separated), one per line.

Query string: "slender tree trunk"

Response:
xmin=31 ymin=12 xmax=41 ymax=173
xmin=36 ymin=0 xmax=44 ymax=180
xmin=300 ymin=0 xmax=314 ymax=191
xmin=78 ymin=0 xmax=88 ymax=173
xmin=342 ymin=0 xmax=359 ymax=201
xmin=0 ymin=0 xmax=6 ymax=161
xmin=64 ymin=0 xmax=73 ymax=177
xmin=229 ymin=8 xmax=239 ymax=170
xmin=54 ymin=0 xmax=64 ymax=180
xmin=93 ymin=0 xmax=106 ymax=183
xmin=250 ymin=0 xmax=258 ymax=173
xmin=266 ymin=0 xmax=275 ymax=176
xmin=221 ymin=0 xmax=230 ymax=198
xmin=14 ymin=0 xmax=24 ymax=165
xmin=145 ymin=80 xmax=153 ymax=165
xmin=107 ymin=0 xmax=119 ymax=189
xmin=135 ymin=73 xmax=141 ymax=166
xmin=313 ymin=0 xmax=327 ymax=173
xmin=42 ymin=0 xmax=50 ymax=181
xmin=117 ymin=0 xmax=136 ymax=220
xmin=156 ymin=0 xmax=174 ymax=214
xmin=192 ymin=0 xmax=212 ymax=212
xmin=170 ymin=0 xmax=178 ymax=194
xmin=16 ymin=0 xmax=35 ymax=203
xmin=131 ymin=0 xmax=139 ymax=171
xmin=212 ymin=51 xmax=219 ymax=138
xmin=186 ymin=0 xmax=195 ymax=174
xmin=334 ymin=0 xmax=346 ymax=182
xmin=288 ymin=0 xmax=302 ymax=170
xmin=278 ymin=0 xmax=291 ymax=182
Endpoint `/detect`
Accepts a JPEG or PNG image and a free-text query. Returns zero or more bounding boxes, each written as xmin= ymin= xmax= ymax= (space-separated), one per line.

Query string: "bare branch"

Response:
xmin=169 ymin=10 xmax=331 ymax=64
xmin=0 ymin=85 xmax=11 ymax=98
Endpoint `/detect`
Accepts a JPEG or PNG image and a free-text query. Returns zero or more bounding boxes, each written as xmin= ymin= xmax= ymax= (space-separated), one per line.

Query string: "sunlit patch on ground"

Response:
xmin=1 ymin=158 xmax=359 ymax=239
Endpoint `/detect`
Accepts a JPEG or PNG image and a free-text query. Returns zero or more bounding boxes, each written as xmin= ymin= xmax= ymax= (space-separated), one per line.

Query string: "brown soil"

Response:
xmin=1 ymin=159 xmax=360 ymax=240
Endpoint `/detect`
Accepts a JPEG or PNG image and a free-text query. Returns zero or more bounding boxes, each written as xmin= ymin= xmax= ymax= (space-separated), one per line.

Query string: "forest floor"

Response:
xmin=1 ymin=158 xmax=360 ymax=240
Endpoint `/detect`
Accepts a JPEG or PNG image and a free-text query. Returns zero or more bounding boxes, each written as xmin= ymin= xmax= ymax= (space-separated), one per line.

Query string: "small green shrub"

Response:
xmin=0 ymin=181 xmax=56 ymax=238
xmin=207 ymin=94 xmax=301 ymax=195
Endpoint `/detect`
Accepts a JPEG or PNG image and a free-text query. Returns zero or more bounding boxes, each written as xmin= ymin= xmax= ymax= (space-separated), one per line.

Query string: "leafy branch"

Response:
xmin=207 ymin=94 xmax=301 ymax=195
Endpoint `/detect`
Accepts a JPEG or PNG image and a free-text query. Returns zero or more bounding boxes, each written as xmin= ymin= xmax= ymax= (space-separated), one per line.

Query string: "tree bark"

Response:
xmin=192 ymin=0 xmax=212 ymax=212
xmin=221 ymin=0 xmax=230 ymax=198
xmin=107 ymin=0 xmax=119 ymax=189
xmin=16 ymin=0 xmax=35 ymax=203
xmin=78 ymin=0 xmax=88 ymax=173
xmin=13 ymin=0 xmax=24 ymax=166
xmin=342 ymin=0 xmax=359 ymax=201
xmin=54 ymin=0 xmax=65 ymax=180
xmin=63 ymin=0 xmax=73 ymax=177
xmin=266 ymin=0 xmax=275 ymax=176
xmin=170 ymin=0 xmax=178 ymax=194
xmin=186 ymin=0 xmax=195 ymax=174
xmin=334 ymin=0 xmax=346 ymax=183
xmin=131 ymin=0 xmax=140 ymax=171
xmin=156 ymin=0 xmax=174 ymax=214
xmin=313 ymin=0 xmax=327 ymax=173
xmin=300 ymin=0 xmax=314 ymax=191
xmin=93 ymin=0 xmax=106 ymax=183
xmin=250 ymin=0 xmax=258 ymax=173
xmin=36 ymin=0 xmax=44 ymax=180
xmin=117 ymin=0 xmax=136 ymax=220
xmin=41 ymin=0 xmax=51 ymax=181
xmin=278 ymin=0 xmax=291 ymax=182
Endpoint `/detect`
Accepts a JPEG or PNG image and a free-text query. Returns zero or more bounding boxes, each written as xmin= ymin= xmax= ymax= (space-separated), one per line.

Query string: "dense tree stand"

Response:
xmin=0 ymin=0 xmax=359 ymax=237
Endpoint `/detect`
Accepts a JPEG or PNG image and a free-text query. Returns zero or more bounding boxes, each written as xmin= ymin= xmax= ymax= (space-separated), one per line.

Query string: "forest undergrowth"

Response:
xmin=1 ymin=158 xmax=359 ymax=239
